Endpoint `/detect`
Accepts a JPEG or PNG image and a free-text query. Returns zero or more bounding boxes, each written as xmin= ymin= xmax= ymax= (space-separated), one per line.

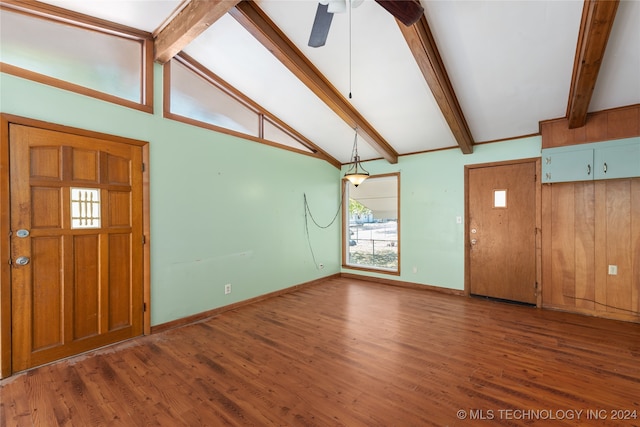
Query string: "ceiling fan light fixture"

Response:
xmin=344 ymin=128 xmax=370 ymax=187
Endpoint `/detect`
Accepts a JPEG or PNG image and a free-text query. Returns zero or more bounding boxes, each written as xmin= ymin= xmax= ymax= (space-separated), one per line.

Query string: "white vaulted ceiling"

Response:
xmin=20 ymin=0 xmax=640 ymax=164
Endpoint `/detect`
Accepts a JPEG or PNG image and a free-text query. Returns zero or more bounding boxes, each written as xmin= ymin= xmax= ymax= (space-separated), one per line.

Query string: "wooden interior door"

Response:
xmin=9 ymin=124 xmax=144 ymax=372
xmin=468 ymin=161 xmax=537 ymax=304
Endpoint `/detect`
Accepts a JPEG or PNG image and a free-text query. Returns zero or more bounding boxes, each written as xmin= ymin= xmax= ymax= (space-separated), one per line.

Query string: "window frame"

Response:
xmin=164 ymin=54 xmax=338 ymax=164
xmin=0 ymin=1 xmax=154 ymax=113
xmin=342 ymin=172 xmax=401 ymax=275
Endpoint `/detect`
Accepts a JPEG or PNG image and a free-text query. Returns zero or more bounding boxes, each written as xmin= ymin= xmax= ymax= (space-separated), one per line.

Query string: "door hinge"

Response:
xmin=142 ymin=235 xmax=146 ymax=244
xmin=142 ymin=163 xmax=145 ymax=172
xmin=143 ymin=302 xmax=147 ymax=312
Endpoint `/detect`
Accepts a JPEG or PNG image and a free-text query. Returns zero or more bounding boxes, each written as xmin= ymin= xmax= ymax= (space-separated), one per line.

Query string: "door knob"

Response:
xmin=15 ymin=256 xmax=30 ymax=266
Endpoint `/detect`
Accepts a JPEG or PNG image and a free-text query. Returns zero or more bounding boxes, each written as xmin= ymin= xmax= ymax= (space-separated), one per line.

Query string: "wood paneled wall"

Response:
xmin=541 ymin=104 xmax=640 ymax=149
xmin=541 ymin=178 xmax=640 ymax=322
xmin=540 ymin=105 xmax=640 ymax=323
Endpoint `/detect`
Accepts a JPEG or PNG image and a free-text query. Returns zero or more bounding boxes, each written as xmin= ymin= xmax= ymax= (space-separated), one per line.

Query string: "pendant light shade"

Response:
xmin=344 ymin=128 xmax=369 ymax=187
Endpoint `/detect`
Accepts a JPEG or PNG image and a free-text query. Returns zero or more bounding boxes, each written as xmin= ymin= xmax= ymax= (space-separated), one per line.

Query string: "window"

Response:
xmin=169 ymin=59 xmax=260 ymax=137
xmin=344 ymin=173 xmax=399 ymax=273
xmin=165 ymin=55 xmax=316 ymax=155
xmin=263 ymin=118 xmax=312 ymax=152
xmin=0 ymin=5 xmax=153 ymax=111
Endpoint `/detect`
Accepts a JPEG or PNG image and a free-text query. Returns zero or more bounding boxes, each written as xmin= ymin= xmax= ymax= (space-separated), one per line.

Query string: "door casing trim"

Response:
xmin=464 ymin=157 xmax=542 ymax=307
xmin=0 ymin=114 xmax=151 ymax=378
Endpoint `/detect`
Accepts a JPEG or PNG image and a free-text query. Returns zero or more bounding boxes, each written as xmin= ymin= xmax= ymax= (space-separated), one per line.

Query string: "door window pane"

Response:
xmin=494 ymin=189 xmax=507 ymax=208
xmin=71 ymin=188 xmax=101 ymax=229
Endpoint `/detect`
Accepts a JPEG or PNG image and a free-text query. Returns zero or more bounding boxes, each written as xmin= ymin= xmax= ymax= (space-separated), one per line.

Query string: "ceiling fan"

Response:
xmin=308 ymin=0 xmax=424 ymax=48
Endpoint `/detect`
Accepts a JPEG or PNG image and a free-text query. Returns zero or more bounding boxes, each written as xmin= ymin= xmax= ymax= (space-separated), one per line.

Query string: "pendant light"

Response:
xmin=344 ymin=128 xmax=369 ymax=187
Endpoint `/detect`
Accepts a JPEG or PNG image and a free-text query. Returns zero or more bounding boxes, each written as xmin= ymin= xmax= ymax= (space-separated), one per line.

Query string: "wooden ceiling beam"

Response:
xmin=566 ymin=0 xmax=619 ymax=129
xmin=230 ymin=1 xmax=399 ymax=164
xmin=397 ymin=16 xmax=474 ymax=154
xmin=154 ymin=0 xmax=241 ymax=64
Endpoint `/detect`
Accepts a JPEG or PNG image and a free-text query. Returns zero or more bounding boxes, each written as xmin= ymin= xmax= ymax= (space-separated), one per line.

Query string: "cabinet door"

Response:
xmin=542 ymin=148 xmax=593 ymax=183
xmin=594 ymin=142 xmax=640 ymax=180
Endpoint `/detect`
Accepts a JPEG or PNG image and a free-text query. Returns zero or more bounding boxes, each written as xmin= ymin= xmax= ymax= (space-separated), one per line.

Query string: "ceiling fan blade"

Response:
xmin=308 ymin=3 xmax=334 ymax=48
xmin=374 ymin=0 xmax=424 ymax=26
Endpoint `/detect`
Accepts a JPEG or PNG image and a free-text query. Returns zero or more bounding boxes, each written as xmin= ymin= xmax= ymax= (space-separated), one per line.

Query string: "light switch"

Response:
xmin=608 ymin=265 xmax=618 ymax=275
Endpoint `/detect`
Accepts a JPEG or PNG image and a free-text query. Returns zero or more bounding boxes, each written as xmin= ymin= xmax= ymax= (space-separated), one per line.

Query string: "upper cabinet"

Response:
xmin=542 ymin=137 xmax=640 ymax=183
xmin=594 ymin=140 xmax=640 ymax=180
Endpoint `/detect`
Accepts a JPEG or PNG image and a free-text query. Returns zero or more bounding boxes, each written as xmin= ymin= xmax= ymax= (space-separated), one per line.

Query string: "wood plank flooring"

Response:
xmin=2 ymin=277 xmax=639 ymax=426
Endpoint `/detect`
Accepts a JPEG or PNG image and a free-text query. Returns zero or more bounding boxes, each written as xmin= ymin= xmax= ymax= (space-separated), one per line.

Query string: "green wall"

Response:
xmin=341 ymin=136 xmax=542 ymax=290
xmin=1 ymin=64 xmax=542 ymax=326
xmin=1 ymin=66 xmax=342 ymax=326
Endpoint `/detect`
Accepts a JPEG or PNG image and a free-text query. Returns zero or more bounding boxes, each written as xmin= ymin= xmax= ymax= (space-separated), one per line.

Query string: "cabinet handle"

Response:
xmin=587 ymin=164 xmax=591 ymax=175
xmin=603 ymin=162 xmax=607 ymax=174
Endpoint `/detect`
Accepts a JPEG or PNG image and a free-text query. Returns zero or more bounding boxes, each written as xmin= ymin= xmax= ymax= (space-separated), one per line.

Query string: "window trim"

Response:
xmin=0 ymin=1 xmax=154 ymax=113
xmin=342 ymin=172 xmax=401 ymax=275
xmin=164 ymin=53 xmax=341 ymax=168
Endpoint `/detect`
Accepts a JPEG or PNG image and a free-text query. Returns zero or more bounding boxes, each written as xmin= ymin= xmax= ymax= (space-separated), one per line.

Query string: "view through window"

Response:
xmin=344 ymin=174 xmax=399 ymax=272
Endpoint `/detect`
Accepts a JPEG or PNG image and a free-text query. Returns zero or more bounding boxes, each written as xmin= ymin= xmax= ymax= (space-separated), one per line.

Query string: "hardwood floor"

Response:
xmin=2 ymin=277 xmax=639 ymax=426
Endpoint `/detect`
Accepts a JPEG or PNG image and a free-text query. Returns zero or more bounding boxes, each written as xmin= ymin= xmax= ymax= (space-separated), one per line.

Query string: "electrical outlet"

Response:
xmin=608 ymin=265 xmax=618 ymax=275
xmin=224 ymin=284 xmax=232 ymax=295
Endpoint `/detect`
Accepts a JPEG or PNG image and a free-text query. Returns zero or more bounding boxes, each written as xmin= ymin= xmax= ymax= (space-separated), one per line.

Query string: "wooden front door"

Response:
xmin=467 ymin=161 xmax=538 ymax=304
xmin=9 ymin=124 xmax=144 ymax=372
